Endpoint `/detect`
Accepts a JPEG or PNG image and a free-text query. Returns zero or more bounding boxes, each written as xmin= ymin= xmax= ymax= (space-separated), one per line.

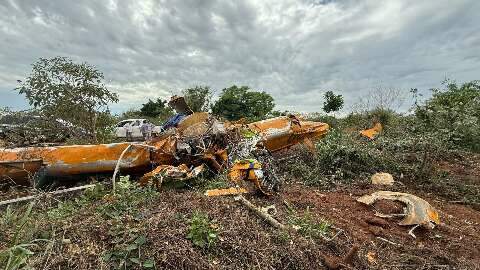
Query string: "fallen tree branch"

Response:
xmin=234 ymin=195 xmax=286 ymax=230
xmin=0 ymin=184 xmax=96 ymax=207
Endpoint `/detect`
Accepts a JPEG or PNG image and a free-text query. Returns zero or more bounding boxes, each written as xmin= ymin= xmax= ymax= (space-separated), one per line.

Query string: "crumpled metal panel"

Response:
xmin=248 ymin=115 xmax=329 ymax=152
xmin=360 ymin=123 xmax=383 ymax=139
xmin=357 ymin=191 xmax=440 ymax=228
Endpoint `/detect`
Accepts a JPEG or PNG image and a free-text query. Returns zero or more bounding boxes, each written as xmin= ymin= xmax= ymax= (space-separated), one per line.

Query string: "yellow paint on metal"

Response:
xmin=0 ymin=113 xmax=329 ymax=184
xmin=247 ymin=116 xmax=329 ymax=152
xmin=360 ymin=123 xmax=383 ymax=139
xmin=204 ymin=187 xmax=248 ymax=197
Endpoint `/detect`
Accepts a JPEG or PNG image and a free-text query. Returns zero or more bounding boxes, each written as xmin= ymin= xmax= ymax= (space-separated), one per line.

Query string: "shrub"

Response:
xmin=282 ymin=128 xmax=402 ymax=188
xmin=414 ymin=80 xmax=480 ymax=152
xmin=186 ymin=212 xmax=218 ymax=249
xmin=97 ymin=176 xmax=158 ymax=219
xmin=287 ymin=207 xmax=330 ymax=239
xmin=343 ymin=108 xmax=401 ymax=129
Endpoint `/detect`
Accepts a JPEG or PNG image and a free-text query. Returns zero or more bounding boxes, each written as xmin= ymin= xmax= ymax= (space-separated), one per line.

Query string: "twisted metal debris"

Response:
xmin=0 ymin=96 xmax=329 ymax=194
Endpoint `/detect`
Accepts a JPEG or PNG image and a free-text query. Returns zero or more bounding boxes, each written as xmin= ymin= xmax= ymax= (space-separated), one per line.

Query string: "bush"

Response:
xmin=343 ymin=108 xmax=401 ymax=129
xmin=287 ymin=207 xmax=330 ymax=240
xmin=186 ymin=212 xmax=218 ymax=249
xmin=97 ymin=176 xmax=158 ymax=219
xmin=282 ymin=128 xmax=402 ymax=188
xmin=415 ymin=80 xmax=480 ymax=152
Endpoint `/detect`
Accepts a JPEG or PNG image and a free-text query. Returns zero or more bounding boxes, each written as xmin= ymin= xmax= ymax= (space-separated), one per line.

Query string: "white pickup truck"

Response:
xmin=115 ymin=119 xmax=162 ymax=140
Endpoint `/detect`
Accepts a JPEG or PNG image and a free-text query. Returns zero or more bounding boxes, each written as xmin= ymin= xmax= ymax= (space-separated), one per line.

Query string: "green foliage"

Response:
xmin=305 ymin=113 xmax=340 ymax=128
xmin=186 ymin=211 xmax=218 ymax=249
xmin=139 ymin=98 xmax=174 ymax=120
xmin=120 ymin=108 xmax=142 ymax=119
xmin=47 ymin=184 xmax=107 ymax=220
xmin=46 ymin=200 xmax=78 ymax=220
xmin=212 ymin=85 xmax=275 ymax=121
xmin=97 ymin=176 xmax=158 ymax=220
xmin=182 ymin=86 xmax=212 ymax=112
xmin=103 ymin=226 xmax=154 ymax=269
xmin=287 ymin=207 xmax=330 ymax=239
xmin=0 ymin=243 xmax=36 ymax=270
xmin=16 ymin=57 xmax=119 ymax=143
xmin=191 ymin=173 xmax=230 ymax=191
xmin=343 ymin=108 xmax=400 ymax=129
xmin=94 ymin=111 xmax=118 ymax=143
xmin=284 ymin=128 xmax=401 ymax=188
xmin=414 ymin=80 xmax=480 ymax=152
xmin=273 ymin=231 xmax=292 ymax=245
xmin=0 ymin=203 xmax=50 ymax=270
xmin=323 ymin=91 xmax=344 ymax=113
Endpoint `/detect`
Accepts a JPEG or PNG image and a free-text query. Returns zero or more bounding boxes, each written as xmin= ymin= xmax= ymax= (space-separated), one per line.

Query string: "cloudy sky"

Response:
xmin=1 ymin=0 xmax=479 ymax=113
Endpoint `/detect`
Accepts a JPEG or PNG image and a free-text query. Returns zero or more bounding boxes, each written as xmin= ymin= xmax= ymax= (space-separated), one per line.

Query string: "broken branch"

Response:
xmin=234 ymin=195 xmax=286 ymax=230
xmin=0 ymin=184 xmax=96 ymax=207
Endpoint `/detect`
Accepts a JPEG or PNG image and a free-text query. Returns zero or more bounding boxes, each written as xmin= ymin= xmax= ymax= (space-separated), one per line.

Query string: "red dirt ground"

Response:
xmin=22 ymin=182 xmax=479 ymax=269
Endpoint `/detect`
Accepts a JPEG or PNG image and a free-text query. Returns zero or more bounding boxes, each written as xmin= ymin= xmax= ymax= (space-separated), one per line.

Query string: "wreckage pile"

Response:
xmin=0 ymin=96 xmax=329 ymax=195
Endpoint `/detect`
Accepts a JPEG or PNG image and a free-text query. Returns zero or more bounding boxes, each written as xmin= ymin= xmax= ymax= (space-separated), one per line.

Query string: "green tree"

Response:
xmin=323 ymin=91 xmax=344 ymax=113
xmin=16 ymin=57 xmax=118 ymax=143
xmin=120 ymin=108 xmax=142 ymax=119
xmin=212 ymin=85 xmax=275 ymax=121
xmin=182 ymin=86 xmax=212 ymax=112
xmin=140 ymin=98 xmax=173 ymax=119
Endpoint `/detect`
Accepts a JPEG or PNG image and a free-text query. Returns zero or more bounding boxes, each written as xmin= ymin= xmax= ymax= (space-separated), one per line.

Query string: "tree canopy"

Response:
xmin=323 ymin=91 xmax=344 ymax=113
xmin=182 ymin=86 xmax=212 ymax=112
xmin=212 ymin=85 xmax=275 ymax=121
xmin=140 ymin=98 xmax=174 ymax=119
xmin=16 ymin=57 xmax=118 ymax=142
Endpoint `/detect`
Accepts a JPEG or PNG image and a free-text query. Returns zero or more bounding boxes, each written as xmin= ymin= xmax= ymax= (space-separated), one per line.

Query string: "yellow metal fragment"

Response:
xmin=204 ymin=187 xmax=248 ymax=197
xmin=360 ymin=122 xmax=383 ymax=139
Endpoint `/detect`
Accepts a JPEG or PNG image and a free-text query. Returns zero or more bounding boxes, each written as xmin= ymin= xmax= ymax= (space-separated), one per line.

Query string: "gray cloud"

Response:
xmin=1 ymin=0 xmax=479 ymax=113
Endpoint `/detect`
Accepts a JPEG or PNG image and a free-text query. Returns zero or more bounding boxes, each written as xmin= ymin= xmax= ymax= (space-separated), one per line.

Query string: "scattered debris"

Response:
xmin=371 ymin=172 xmax=394 ymax=185
xmin=357 ymin=191 xmax=440 ymax=230
xmin=204 ymin=187 xmax=248 ymax=197
xmin=139 ymin=164 xmax=205 ymax=189
xmin=228 ymin=159 xmax=276 ymax=195
xmin=366 ymin=251 xmax=377 ymax=265
xmin=376 ymin=236 xmax=400 ymax=246
xmin=360 ymin=122 xmax=382 ymax=139
xmin=234 ymin=195 xmax=286 ymax=230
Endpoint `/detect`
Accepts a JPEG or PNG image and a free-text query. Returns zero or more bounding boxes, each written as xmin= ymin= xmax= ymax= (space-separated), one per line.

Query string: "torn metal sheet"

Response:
xmin=360 ymin=123 xmax=382 ymax=139
xmin=168 ymin=95 xmax=193 ymax=115
xmin=357 ymin=191 xmax=440 ymax=228
xmin=139 ymin=164 xmax=205 ymax=188
xmin=0 ymin=159 xmax=43 ymax=186
xmin=247 ymin=115 xmax=329 ymax=152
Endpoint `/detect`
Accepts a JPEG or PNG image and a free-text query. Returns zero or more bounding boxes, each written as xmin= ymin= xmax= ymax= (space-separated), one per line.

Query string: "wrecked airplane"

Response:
xmin=0 ymin=96 xmax=329 ymax=194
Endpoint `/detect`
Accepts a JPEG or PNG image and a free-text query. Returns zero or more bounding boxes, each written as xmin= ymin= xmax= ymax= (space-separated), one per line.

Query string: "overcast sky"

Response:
xmin=1 ymin=0 xmax=479 ymax=113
